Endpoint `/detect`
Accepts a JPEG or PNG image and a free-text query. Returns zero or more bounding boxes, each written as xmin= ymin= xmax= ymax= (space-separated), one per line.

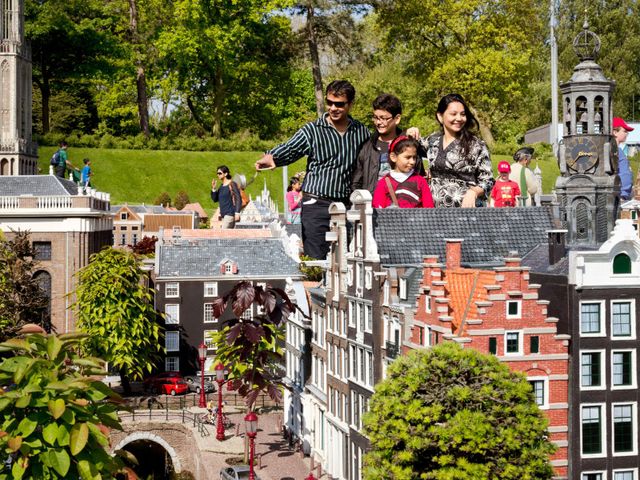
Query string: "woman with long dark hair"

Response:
xmin=410 ymin=94 xmax=494 ymax=208
xmin=210 ymin=165 xmax=241 ymax=228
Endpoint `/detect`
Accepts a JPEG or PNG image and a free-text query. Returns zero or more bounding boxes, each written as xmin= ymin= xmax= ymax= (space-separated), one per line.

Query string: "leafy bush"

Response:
xmin=174 ymin=190 xmax=191 ymax=210
xmin=154 ymin=192 xmax=172 ymax=207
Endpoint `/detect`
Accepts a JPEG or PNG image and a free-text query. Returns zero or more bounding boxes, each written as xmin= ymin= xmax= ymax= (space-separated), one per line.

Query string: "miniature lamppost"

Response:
xmin=245 ymin=411 xmax=258 ymax=480
xmin=198 ymin=342 xmax=207 ymax=408
xmin=215 ymin=362 xmax=228 ymax=441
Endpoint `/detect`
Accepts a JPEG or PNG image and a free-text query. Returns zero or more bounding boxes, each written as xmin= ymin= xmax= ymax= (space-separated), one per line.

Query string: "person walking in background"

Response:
xmin=286 ymin=177 xmax=302 ymax=224
xmin=372 ymin=136 xmax=434 ymax=209
xmin=613 ymin=117 xmax=634 ymax=201
xmin=81 ymin=158 xmax=93 ymax=190
xmin=407 ymin=93 xmax=494 ymax=208
xmin=491 ymin=161 xmax=520 ymax=207
xmin=255 ymin=80 xmax=370 ymax=259
xmin=211 ymin=165 xmax=241 ymax=229
xmin=53 ymin=141 xmax=78 ymax=180
xmin=509 ymin=147 xmax=538 ymax=206
xmin=352 ymin=93 xmax=404 ymax=194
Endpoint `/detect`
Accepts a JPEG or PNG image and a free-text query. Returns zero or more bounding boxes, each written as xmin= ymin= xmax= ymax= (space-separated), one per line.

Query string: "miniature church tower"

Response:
xmin=555 ymin=19 xmax=619 ymax=247
xmin=0 ymin=0 xmax=37 ymax=176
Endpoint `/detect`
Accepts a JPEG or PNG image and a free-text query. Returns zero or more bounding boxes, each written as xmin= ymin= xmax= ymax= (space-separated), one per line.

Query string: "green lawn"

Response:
xmin=37 ymin=146 xmax=581 ymax=209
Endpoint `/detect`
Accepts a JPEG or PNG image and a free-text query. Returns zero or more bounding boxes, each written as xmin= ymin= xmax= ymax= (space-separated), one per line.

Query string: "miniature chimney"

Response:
xmin=445 ymin=239 xmax=464 ymax=270
xmin=548 ymin=230 xmax=568 ymax=265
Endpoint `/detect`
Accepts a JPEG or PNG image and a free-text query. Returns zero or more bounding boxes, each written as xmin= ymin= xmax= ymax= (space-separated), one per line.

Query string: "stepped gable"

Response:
xmin=158 ymin=238 xmax=300 ymax=278
xmin=0 ymin=175 xmax=78 ymax=196
xmin=372 ymin=207 xmax=555 ymax=267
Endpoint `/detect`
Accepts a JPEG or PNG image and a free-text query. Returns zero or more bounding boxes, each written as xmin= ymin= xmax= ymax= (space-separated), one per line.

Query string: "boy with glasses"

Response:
xmin=352 ymin=94 xmax=404 ymax=194
xmin=256 ymin=80 xmax=370 ymax=260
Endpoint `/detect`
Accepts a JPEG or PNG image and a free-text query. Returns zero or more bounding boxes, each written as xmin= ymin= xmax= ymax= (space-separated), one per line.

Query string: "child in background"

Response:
xmin=490 ymin=161 xmax=521 ymax=207
xmin=372 ymin=136 xmax=434 ymax=209
xmin=286 ymin=177 xmax=302 ymax=224
xmin=81 ymin=158 xmax=92 ymax=189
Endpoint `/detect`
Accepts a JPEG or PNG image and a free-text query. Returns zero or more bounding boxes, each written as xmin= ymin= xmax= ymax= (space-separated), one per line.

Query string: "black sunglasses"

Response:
xmin=326 ymin=98 xmax=349 ymax=108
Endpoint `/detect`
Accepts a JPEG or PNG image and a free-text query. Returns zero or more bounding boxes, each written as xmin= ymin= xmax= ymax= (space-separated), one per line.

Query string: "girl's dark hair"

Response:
xmin=287 ymin=176 xmax=300 ymax=192
xmin=389 ymin=135 xmax=419 ymax=156
xmin=436 ymin=93 xmax=479 ymax=160
xmin=217 ymin=165 xmax=231 ymax=180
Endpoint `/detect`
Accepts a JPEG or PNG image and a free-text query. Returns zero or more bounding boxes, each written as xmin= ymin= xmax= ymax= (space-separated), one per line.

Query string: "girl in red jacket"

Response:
xmin=372 ymin=136 xmax=434 ymax=209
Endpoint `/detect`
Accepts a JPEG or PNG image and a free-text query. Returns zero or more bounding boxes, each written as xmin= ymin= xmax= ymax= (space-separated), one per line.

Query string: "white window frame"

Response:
xmin=581 ymin=403 xmax=607 ymax=458
xmin=506 ymin=300 xmax=521 ymax=319
xmin=611 ymin=299 xmax=636 ymax=340
xmin=527 ymin=376 xmax=549 ymax=409
xmin=580 ymin=349 xmax=606 ymax=391
xmin=613 ymin=469 xmax=637 ymax=480
xmin=203 ymin=303 xmax=216 ymax=323
xmin=579 ymin=300 xmax=606 ymax=337
xmin=383 ymin=281 xmax=390 ymax=306
xmin=365 ymin=267 xmax=373 ymax=290
xmin=165 ymin=304 xmax=180 ymax=324
xmin=611 ymin=349 xmax=637 ymax=390
xmin=504 ymin=331 xmax=523 ymax=356
xmin=581 ymin=472 xmax=605 ymax=480
xmin=399 ymin=278 xmax=407 ymax=300
xmin=204 ymin=282 xmax=218 ymax=297
xmin=611 ymin=402 xmax=637 ymax=456
xmin=165 ymin=356 xmax=179 ymax=372
xmin=365 ymin=304 xmax=372 ymax=333
xmin=120 ymin=212 xmax=127 ymax=220
xmin=165 ymin=282 xmax=179 ymax=298
xmin=424 ymin=295 xmax=432 ymax=314
xmin=165 ymin=331 xmax=180 ymax=352
xmin=204 ymin=330 xmax=217 ymax=350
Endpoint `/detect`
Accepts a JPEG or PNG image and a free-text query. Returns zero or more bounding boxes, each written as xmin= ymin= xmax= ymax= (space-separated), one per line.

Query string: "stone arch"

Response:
xmin=113 ymin=431 xmax=182 ymax=472
xmin=0 ymin=158 xmax=8 ymax=176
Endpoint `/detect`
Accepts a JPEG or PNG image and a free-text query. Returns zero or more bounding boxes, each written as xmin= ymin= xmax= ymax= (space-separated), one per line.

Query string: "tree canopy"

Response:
xmin=72 ymin=248 xmax=162 ymax=395
xmin=363 ymin=342 xmax=555 ymax=480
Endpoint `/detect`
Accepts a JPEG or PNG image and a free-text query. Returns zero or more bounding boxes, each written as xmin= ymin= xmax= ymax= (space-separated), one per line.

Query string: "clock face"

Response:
xmin=566 ymin=137 xmax=599 ymax=173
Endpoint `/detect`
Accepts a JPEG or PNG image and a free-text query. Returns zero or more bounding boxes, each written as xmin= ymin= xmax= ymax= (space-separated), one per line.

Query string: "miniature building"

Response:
xmin=0 ymin=176 xmax=113 ymax=333
xmin=555 ymin=20 xmax=620 ymax=247
xmin=0 ymin=0 xmax=38 ymax=175
xmin=111 ymin=204 xmax=198 ymax=247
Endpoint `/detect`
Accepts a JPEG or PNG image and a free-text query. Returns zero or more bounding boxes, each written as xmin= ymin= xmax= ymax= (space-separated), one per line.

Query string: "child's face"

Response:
xmin=372 ymin=109 xmax=400 ymax=136
xmin=499 ymin=172 xmax=509 ymax=180
xmin=391 ymin=146 xmax=417 ymax=173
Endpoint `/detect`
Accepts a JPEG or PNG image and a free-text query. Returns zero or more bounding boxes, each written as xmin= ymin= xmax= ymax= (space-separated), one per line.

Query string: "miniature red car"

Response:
xmin=143 ymin=372 xmax=187 ymax=395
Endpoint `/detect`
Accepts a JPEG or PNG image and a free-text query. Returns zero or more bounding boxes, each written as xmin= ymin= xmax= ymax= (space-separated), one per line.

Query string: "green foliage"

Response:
xmin=0 ymin=333 xmax=124 ymax=479
xmin=173 ymin=191 xmax=191 ymax=211
xmin=72 ymin=248 xmax=162 ymax=392
xmin=153 ymin=192 xmax=172 ymax=207
xmin=0 ymin=232 xmax=49 ymax=342
xmin=299 ymin=255 xmax=324 ymax=282
xmin=363 ymin=343 xmax=555 ymax=480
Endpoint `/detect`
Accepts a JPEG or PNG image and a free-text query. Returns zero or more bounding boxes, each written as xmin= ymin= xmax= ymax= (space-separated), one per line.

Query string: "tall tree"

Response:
xmin=0 ymin=333 xmax=125 ymax=479
xmin=364 ymin=343 xmax=555 ymax=479
xmin=374 ymin=0 xmax=547 ymax=146
xmin=0 ymin=231 xmax=48 ymax=342
xmin=73 ymin=248 xmax=162 ymax=396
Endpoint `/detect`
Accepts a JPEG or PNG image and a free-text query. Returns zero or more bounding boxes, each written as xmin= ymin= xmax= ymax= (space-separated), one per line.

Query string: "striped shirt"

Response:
xmin=269 ymin=114 xmax=370 ymax=200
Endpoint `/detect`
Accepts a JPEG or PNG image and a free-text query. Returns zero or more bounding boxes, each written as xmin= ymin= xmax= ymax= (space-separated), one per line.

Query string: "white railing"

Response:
xmin=37 ymin=196 xmax=73 ymax=209
xmin=0 ymin=197 xmax=19 ymax=209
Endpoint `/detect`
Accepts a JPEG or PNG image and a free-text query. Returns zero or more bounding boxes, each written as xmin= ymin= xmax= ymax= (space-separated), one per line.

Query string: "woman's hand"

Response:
xmin=461 ymin=189 xmax=479 ymax=208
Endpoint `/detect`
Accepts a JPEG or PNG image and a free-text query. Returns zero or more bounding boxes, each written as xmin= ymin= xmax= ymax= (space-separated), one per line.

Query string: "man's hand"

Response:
xmin=406 ymin=127 xmax=421 ymax=139
xmin=255 ymin=154 xmax=275 ymax=171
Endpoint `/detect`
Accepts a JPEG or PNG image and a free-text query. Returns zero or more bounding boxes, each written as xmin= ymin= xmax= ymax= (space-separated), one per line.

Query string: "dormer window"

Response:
xmin=120 ymin=212 xmax=128 ymax=220
xmin=219 ymin=260 xmax=238 ymax=274
xmin=399 ymin=278 xmax=407 ymax=300
xmin=613 ymin=253 xmax=632 ymax=275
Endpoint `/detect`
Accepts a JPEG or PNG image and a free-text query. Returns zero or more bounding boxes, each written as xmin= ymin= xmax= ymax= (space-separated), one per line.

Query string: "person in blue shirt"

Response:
xmin=613 ymin=117 xmax=634 ymax=200
xmin=211 ymin=165 xmax=242 ymax=228
xmin=81 ymin=158 xmax=92 ymax=189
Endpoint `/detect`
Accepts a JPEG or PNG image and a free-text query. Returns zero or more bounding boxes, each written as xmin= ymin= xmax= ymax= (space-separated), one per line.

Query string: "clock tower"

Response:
xmin=555 ymin=20 xmax=619 ymax=247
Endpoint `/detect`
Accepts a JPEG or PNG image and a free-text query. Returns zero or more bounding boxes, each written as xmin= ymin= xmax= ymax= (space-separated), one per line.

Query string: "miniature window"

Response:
xmin=530 ymin=336 xmax=539 ymax=354
xmin=580 ymin=302 xmax=604 ymax=336
xmin=504 ymin=332 xmax=521 ymax=355
xmin=425 ymin=295 xmax=432 ymax=313
xmin=204 ymin=282 xmax=218 ymax=297
xmin=399 ymin=278 xmax=407 ymax=300
xmin=120 ymin=213 xmax=127 ymax=220
xmin=613 ymin=470 xmax=636 ymax=480
xmin=581 ymin=351 xmax=604 ymax=389
xmin=132 ymin=234 xmax=138 ymax=246
xmin=383 ymin=281 xmax=390 ymax=305
xmin=488 ymin=337 xmax=497 ymax=355
xmin=365 ymin=304 xmax=372 ymax=332
xmin=416 ymin=326 xmax=425 ymax=346
xmin=581 ymin=405 xmax=604 ymax=456
xmin=165 ymin=331 xmax=179 ymax=351
xmin=225 ymin=263 xmax=233 ymax=274
xmin=120 ymin=234 xmax=126 ymax=246
xmin=165 ymin=356 xmax=179 ymax=372
xmin=365 ymin=268 xmax=373 ymax=290
xmin=506 ymin=301 xmax=520 ymax=318
xmin=582 ymin=474 xmax=604 ymax=480
xmin=612 ymin=350 xmax=636 ymax=388
xmin=165 ymin=304 xmax=179 ymax=324
xmin=165 ymin=282 xmax=179 ymax=298
xmin=613 ymin=253 xmax=632 ymax=274
xmin=204 ymin=330 xmax=217 ymax=349
xmin=611 ymin=300 xmax=635 ymax=339
xmin=528 ymin=378 xmax=548 ymax=409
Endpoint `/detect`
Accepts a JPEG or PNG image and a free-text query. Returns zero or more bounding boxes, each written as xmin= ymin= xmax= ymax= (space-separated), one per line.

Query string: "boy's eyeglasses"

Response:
xmin=325 ymin=98 xmax=348 ymax=108
xmin=371 ymin=115 xmax=395 ymax=124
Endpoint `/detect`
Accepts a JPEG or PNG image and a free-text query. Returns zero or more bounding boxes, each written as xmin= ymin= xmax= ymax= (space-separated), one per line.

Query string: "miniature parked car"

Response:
xmin=184 ymin=375 xmax=216 ymax=394
xmin=158 ymin=377 xmax=188 ymax=396
xmin=220 ymin=466 xmax=261 ymax=480
xmin=142 ymin=372 xmax=185 ymax=395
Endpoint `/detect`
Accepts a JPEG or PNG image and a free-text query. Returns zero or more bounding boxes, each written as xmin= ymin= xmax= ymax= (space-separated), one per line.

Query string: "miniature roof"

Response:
xmin=373 ymin=207 xmax=556 ymax=267
xmin=183 ymin=202 xmax=208 ymax=219
xmin=444 ymin=268 xmax=496 ymax=335
xmin=160 ymin=228 xmax=273 ymax=240
xmin=0 ymin=175 xmax=78 ymax=196
xmin=157 ymin=238 xmax=302 ymax=279
xmin=110 ymin=204 xmax=187 ymax=214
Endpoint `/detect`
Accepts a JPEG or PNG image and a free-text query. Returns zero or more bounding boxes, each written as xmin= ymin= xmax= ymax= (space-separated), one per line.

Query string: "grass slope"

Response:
xmin=38 ymin=146 xmax=573 ymax=209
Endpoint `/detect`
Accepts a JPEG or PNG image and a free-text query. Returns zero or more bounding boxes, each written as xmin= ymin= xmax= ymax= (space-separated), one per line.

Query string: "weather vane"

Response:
xmin=573 ymin=12 xmax=601 ymax=62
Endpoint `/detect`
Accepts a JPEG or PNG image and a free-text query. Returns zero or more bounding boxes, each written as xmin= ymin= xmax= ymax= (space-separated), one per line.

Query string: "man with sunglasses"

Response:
xmin=256 ymin=80 xmax=370 ymax=260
